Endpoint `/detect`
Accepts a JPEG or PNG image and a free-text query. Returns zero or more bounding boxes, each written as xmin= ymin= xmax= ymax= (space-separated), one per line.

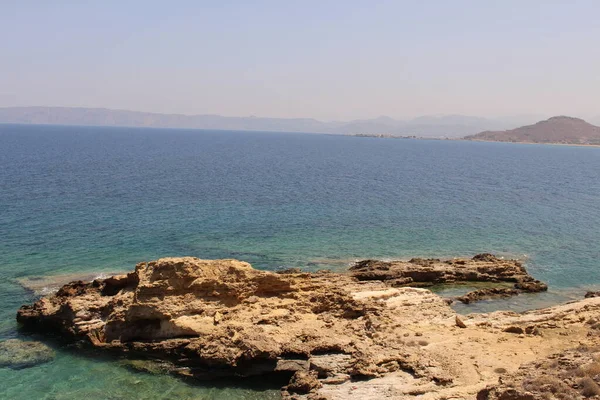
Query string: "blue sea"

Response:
xmin=1 ymin=123 xmax=599 ymax=398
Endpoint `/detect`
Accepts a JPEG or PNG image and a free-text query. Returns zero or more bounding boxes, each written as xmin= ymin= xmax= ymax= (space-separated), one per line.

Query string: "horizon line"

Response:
xmin=0 ymin=105 xmax=572 ymax=124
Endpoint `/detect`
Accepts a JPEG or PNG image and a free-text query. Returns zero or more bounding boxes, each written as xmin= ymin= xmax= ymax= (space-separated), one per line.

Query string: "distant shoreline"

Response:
xmin=3 ymin=122 xmax=599 ymax=148
xmin=463 ymin=116 xmax=600 ymax=147
xmin=346 ymin=133 xmax=600 ymax=148
xmin=458 ymin=138 xmax=600 ymax=148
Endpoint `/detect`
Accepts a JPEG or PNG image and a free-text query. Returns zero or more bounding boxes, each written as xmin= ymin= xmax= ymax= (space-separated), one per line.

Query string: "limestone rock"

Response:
xmin=349 ymin=254 xmax=547 ymax=297
xmin=285 ymin=371 xmax=322 ymax=395
xmin=478 ymin=348 xmax=600 ymax=399
xmin=16 ymin=256 xmax=600 ymax=399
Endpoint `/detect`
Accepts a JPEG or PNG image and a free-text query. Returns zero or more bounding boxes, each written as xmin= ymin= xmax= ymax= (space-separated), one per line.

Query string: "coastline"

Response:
xmin=345 ymin=134 xmax=600 ymax=148
xmin=459 ymin=138 xmax=600 ymax=148
xmin=15 ymin=255 xmax=600 ymax=399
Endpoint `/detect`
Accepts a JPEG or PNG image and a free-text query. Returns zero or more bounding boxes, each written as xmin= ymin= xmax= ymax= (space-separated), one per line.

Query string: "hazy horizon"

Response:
xmin=2 ymin=1 xmax=599 ymax=120
xmin=0 ymin=105 xmax=557 ymax=124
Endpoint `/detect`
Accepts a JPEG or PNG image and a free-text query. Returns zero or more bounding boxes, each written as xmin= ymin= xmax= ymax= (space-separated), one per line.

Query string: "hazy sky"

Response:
xmin=1 ymin=1 xmax=599 ymax=120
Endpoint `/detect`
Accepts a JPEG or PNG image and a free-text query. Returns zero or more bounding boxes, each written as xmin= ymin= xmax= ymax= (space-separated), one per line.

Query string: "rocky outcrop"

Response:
xmin=349 ymin=254 xmax=545 ymax=288
xmin=17 ymin=256 xmax=597 ymax=399
xmin=17 ymin=258 xmax=455 ymax=384
xmin=0 ymin=339 xmax=55 ymax=369
xmin=350 ymin=254 xmax=547 ymax=305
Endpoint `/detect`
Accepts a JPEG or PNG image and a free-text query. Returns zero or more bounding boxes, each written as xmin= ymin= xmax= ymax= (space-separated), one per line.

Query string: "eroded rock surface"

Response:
xmin=349 ymin=254 xmax=547 ymax=292
xmin=478 ymin=347 xmax=600 ymax=399
xmin=16 ymin=256 xmax=600 ymax=399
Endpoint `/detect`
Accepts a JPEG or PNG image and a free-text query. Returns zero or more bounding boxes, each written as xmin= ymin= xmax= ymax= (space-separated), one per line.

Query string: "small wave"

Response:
xmin=17 ymin=270 xmax=125 ymax=295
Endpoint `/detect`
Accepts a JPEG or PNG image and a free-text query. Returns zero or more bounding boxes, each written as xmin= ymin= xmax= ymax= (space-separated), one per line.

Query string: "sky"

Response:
xmin=1 ymin=1 xmax=599 ymax=121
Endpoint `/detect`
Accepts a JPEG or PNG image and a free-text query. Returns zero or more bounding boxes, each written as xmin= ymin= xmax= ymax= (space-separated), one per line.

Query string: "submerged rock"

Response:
xmin=0 ymin=339 xmax=55 ymax=369
xmin=119 ymin=359 xmax=178 ymax=375
xmin=456 ymin=288 xmax=520 ymax=304
xmin=16 ymin=256 xmax=598 ymax=399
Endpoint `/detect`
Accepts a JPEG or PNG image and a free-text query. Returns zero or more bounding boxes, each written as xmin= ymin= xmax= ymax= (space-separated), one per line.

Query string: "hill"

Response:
xmin=464 ymin=116 xmax=600 ymax=145
xmin=0 ymin=106 xmax=527 ymax=138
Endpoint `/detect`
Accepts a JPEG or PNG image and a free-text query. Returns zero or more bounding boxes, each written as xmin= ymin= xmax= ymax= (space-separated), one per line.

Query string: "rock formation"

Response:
xmin=349 ymin=254 xmax=547 ymax=304
xmin=16 ymin=255 xmax=600 ymax=399
xmin=349 ymin=254 xmax=546 ymax=289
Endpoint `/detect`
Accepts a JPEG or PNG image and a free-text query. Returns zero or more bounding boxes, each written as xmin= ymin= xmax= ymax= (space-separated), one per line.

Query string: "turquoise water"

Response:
xmin=1 ymin=123 xmax=600 ymax=398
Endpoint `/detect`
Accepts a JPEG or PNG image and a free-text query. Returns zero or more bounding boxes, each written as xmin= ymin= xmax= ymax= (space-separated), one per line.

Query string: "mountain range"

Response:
xmin=0 ymin=106 xmax=548 ymax=138
xmin=465 ymin=116 xmax=600 ymax=145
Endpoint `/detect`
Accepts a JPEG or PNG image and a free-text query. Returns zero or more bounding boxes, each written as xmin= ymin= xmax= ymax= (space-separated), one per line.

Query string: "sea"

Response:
xmin=1 ymin=123 xmax=599 ymax=399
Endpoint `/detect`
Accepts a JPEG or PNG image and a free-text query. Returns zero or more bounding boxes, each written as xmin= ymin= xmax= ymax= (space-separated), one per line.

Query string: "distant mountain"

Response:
xmin=464 ymin=116 xmax=600 ymax=145
xmin=0 ymin=107 xmax=331 ymax=134
xmin=0 ymin=106 xmax=528 ymax=138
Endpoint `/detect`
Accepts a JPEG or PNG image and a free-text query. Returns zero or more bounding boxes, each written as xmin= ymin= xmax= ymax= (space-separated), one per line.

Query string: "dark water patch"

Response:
xmin=1 ymin=331 xmax=282 ymax=399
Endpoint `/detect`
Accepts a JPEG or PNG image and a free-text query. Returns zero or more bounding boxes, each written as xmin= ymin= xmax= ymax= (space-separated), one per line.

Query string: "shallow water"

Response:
xmin=1 ymin=124 xmax=600 ymax=398
xmin=0 ymin=342 xmax=281 ymax=400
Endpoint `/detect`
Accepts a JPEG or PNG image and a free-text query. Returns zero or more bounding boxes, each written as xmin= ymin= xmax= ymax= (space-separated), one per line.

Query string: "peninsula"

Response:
xmin=465 ymin=116 xmax=600 ymax=145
